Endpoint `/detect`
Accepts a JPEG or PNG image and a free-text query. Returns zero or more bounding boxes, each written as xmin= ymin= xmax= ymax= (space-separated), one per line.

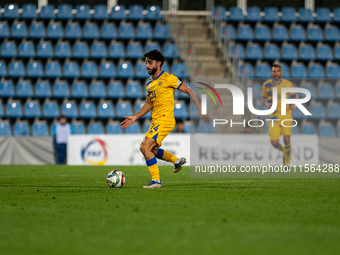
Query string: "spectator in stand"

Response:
xmin=175 ymin=120 xmax=185 ymax=133
xmin=52 ymin=115 xmax=73 ymax=164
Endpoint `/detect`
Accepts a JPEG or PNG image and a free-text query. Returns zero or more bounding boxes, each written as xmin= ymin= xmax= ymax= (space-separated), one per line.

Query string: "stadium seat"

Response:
xmin=310 ymin=103 xmax=326 ymax=120
xmin=184 ymin=123 xmax=196 ymax=133
xmin=154 ymin=24 xmax=171 ymax=40
xmin=327 ymin=103 xmax=340 ymax=119
xmin=292 ymin=105 xmax=309 ymax=120
xmin=307 ymin=25 xmax=324 ymax=41
xmin=136 ymin=62 xmax=149 ymax=79
xmin=83 ymin=23 xmax=99 ymax=39
xmin=37 ymin=41 xmax=53 ymax=58
xmin=9 ymin=61 xmax=25 ymax=78
xmin=147 ymin=5 xmax=162 ymax=20
xmin=255 ymin=25 xmax=271 ymax=41
xmin=116 ymin=101 xmax=133 ymax=118
xmin=71 ymin=123 xmax=86 ymax=134
xmin=35 ymin=81 xmax=52 ymax=98
xmin=58 ymin=4 xmax=73 ymax=20
xmin=63 ymin=61 xmax=80 ymax=78
xmin=55 ymin=41 xmax=71 ymax=58
xmin=248 ymin=83 xmax=262 ymax=99
xmin=107 ymin=122 xmax=122 ymax=134
xmin=1 ymin=41 xmax=17 ymax=58
xmin=143 ymin=121 xmax=151 ymax=133
xmin=91 ymin=42 xmax=107 ymax=59
xmin=229 ymin=43 xmax=245 ymax=59
xmin=198 ymin=123 xmax=213 ymax=133
xmin=129 ymin=5 xmax=144 ymax=20
xmin=247 ymin=7 xmax=262 ymax=22
xmin=13 ymin=122 xmax=30 ymax=136
xmin=18 ymin=41 xmax=35 ymax=59
xmin=162 ymin=62 xmax=170 ymax=73
xmin=336 ymin=84 xmax=340 ymax=98
xmin=109 ymin=42 xmax=126 ymax=59
xmin=98 ymin=102 xmax=115 ymax=119
xmin=6 ymin=101 xmax=23 ymax=118
xmin=137 ymin=23 xmax=153 ymax=40
xmin=81 ymin=61 xmax=98 ymax=78
xmin=17 ymin=80 xmax=33 ymax=98
xmin=118 ymin=62 xmax=134 ymax=78
xmin=221 ymin=25 xmax=236 ymax=40
xmin=100 ymin=61 xmax=116 ymax=78
xmin=229 ymin=7 xmax=244 ymax=22
xmin=80 ymin=102 xmax=97 ymax=119
xmin=299 ymin=8 xmax=314 ymax=23
xmin=317 ymin=44 xmax=333 ymax=60
xmin=281 ymin=7 xmax=296 ymax=22
xmin=125 ymin=123 xmax=141 ymax=134
xmin=301 ymin=83 xmax=317 ymax=99
xmin=73 ymin=41 xmax=89 ymax=59
xmin=0 ymin=61 xmax=7 ymax=77
xmin=335 ymin=44 xmax=340 ymax=60
xmin=0 ymin=102 xmax=4 ymax=118
xmin=4 ymin=4 xmax=19 ymax=19
xmin=309 ymin=63 xmax=325 ymax=78
xmin=290 ymin=25 xmax=306 ymax=41
xmin=126 ymin=81 xmax=143 ymax=99
xmin=292 ymin=125 xmax=299 ymax=134
xmin=32 ymin=122 xmax=49 ymax=136
xmin=326 ymin=63 xmax=340 ymax=78
xmin=264 ymin=7 xmax=279 ymax=22
xmin=71 ymin=81 xmax=88 ymax=98
xmin=318 ymin=83 xmax=334 ymax=100
xmin=29 ymin=22 xmax=45 ymax=39
xmin=264 ymin=44 xmax=280 ymax=60
xmin=43 ymin=102 xmax=60 ymax=118
xmin=301 ymin=123 xmax=317 ymax=134
xmin=101 ymin=23 xmax=117 ymax=40
xmin=172 ymin=63 xmax=189 ymax=79
xmin=238 ymin=63 xmax=254 ymax=77
xmin=212 ymin=6 xmax=227 ymax=21
xmin=237 ymin=24 xmax=253 ymax=40
xmin=127 ymin=42 xmax=144 ymax=59
xmin=282 ymin=44 xmax=298 ymax=60
xmin=12 ymin=22 xmax=28 ymax=38
xmin=334 ymin=8 xmax=340 ymax=23
xmin=246 ymin=43 xmax=262 ymax=59
xmin=111 ymin=5 xmax=126 ymax=20
xmin=54 ymin=81 xmax=70 ymax=98
xmin=48 ymin=22 xmax=64 ymax=39
xmin=0 ymin=122 xmax=11 ymax=136
xmin=119 ymin=24 xmax=135 ymax=40
xmin=93 ymin=5 xmax=108 ymax=20
xmin=0 ymin=81 xmax=15 ymax=98
xmin=319 ymin=123 xmax=335 ymax=137
xmin=173 ymin=101 xmax=188 ymax=119
xmin=316 ymin=7 xmax=331 ymax=23
xmin=65 ymin=23 xmax=82 ymax=39
xmin=299 ymin=44 xmax=315 ymax=60
xmin=291 ymin=63 xmax=307 ymax=78
xmin=24 ymin=101 xmax=41 ymax=118
xmin=163 ymin=43 xmax=180 ymax=59
xmin=40 ymin=4 xmax=55 ymax=20
xmin=108 ymin=81 xmax=125 ymax=99
xmin=61 ymin=102 xmax=78 ymax=118
xmin=76 ymin=5 xmax=91 ymax=20
xmin=89 ymin=81 xmax=106 ymax=98
xmin=255 ymin=63 xmax=271 ymax=78
xmin=45 ymin=61 xmax=62 ymax=78
xmin=272 ymin=25 xmax=289 ymax=41
xmin=325 ymin=26 xmax=340 ymax=41
xmin=0 ymin=22 xmax=10 ymax=39
xmin=134 ymin=102 xmax=151 ymax=119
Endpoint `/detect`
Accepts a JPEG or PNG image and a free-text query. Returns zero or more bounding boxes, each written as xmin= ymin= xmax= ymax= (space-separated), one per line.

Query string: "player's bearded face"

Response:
xmin=271 ymin=67 xmax=282 ymax=81
xmin=146 ymin=58 xmax=158 ymax=75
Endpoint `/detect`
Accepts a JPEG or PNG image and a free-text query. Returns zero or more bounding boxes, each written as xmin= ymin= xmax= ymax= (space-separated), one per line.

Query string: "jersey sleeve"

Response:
xmin=168 ymin=74 xmax=183 ymax=89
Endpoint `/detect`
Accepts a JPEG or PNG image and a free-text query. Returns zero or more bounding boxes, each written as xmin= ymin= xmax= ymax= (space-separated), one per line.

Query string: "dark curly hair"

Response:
xmin=144 ymin=49 xmax=165 ymax=66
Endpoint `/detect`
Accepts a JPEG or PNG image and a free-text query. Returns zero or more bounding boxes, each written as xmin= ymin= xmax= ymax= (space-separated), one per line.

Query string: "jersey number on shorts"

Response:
xmin=148 ymin=124 xmax=160 ymax=134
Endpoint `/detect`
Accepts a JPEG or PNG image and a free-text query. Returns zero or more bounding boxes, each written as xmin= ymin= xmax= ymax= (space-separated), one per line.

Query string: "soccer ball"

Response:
xmin=106 ymin=170 xmax=125 ymax=188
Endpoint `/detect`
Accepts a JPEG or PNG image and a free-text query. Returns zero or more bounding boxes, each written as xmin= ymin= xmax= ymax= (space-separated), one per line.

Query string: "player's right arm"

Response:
xmin=261 ymin=82 xmax=271 ymax=109
xmin=120 ymin=95 xmax=153 ymax=129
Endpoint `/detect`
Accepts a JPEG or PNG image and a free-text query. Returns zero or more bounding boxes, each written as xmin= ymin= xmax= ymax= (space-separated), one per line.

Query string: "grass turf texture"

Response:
xmin=1 ymin=165 xmax=340 ymax=255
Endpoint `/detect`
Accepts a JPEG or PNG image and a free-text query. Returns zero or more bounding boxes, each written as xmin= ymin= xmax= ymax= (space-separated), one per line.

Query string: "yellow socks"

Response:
xmin=284 ymin=145 xmax=291 ymax=165
xmin=155 ymin=148 xmax=178 ymax=164
xmin=274 ymin=143 xmax=285 ymax=152
xmin=146 ymin=157 xmax=160 ymax=180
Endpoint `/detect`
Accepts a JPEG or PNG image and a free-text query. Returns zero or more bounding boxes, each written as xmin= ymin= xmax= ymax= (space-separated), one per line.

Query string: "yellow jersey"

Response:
xmin=146 ymin=71 xmax=183 ymax=120
xmin=262 ymin=79 xmax=296 ymax=118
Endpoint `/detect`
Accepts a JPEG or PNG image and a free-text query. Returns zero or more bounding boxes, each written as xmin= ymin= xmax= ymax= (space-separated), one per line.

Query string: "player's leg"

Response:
xmin=283 ymin=135 xmax=291 ymax=166
xmin=269 ymin=120 xmax=284 ymax=152
xmin=152 ymin=147 xmax=186 ymax=173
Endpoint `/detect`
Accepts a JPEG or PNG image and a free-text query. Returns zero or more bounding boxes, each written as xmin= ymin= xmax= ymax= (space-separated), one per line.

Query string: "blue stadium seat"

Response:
xmin=43 ymin=102 xmax=60 ymax=118
xmin=90 ymin=81 xmax=106 ymax=98
xmin=291 ymin=63 xmax=307 ymax=78
xmin=32 ymin=122 xmax=49 ymax=136
xmin=73 ymin=41 xmax=89 ymax=59
xmin=147 ymin=5 xmax=162 ymax=20
xmin=334 ymin=8 xmax=340 ymax=23
xmin=109 ymin=42 xmax=126 ymax=59
xmin=1 ymin=42 xmax=17 ymax=58
xmin=129 ymin=5 xmax=144 ymax=20
xmin=126 ymin=81 xmax=143 ymax=99
xmin=29 ymin=22 xmax=46 ymax=39
xmin=184 ymin=123 xmax=196 ymax=133
xmin=299 ymin=44 xmax=315 ymax=60
xmin=290 ymin=25 xmax=306 ymax=41
xmin=93 ymin=5 xmax=108 ymax=20
xmin=255 ymin=25 xmax=271 ymax=41
xmin=309 ymin=63 xmax=325 ymax=78
xmin=13 ymin=123 xmax=30 ymax=136
xmin=63 ymin=61 xmax=80 ymax=78
xmin=229 ymin=44 xmax=245 ymax=59
xmin=54 ymin=81 xmax=70 ymax=98
xmin=173 ymin=101 xmax=188 ymax=119
xmin=282 ymin=44 xmax=297 ymax=60
xmin=299 ymin=8 xmax=314 ymax=23
xmin=136 ymin=62 xmax=149 ymax=79
xmin=221 ymin=25 xmax=236 ymax=40
xmin=24 ymin=101 xmax=41 ymax=118
xmin=301 ymin=83 xmax=317 ymax=99
xmin=318 ymin=83 xmax=334 ymax=100
xmin=281 ymin=7 xmax=296 ymax=22
xmin=11 ymin=22 xmax=28 ymax=39
xmin=246 ymin=43 xmax=262 ymax=59
xmin=55 ymin=41 xmax=71 ymax=58
xmin=111 ymin=5 xmax=126 ymax=20
xmin=198 ymin=123 xmax=213 ymax=133
xmin=19 ymin=41 xmax=35 ymax=58
xmin=17 ymin=81 xmax=33 ymax=98
xmin=0 ymin=61 xmax=7 ymax=77
xmin=172 ymin=63 xmax=189 ymax=79
xmin=9 ymin=61 xmax=25 ymax=78
xmin=307 ymin=25 xmax=324 ymax=41
xmin=189 ymin=103 xmax=200 ymax=119
xmin=65 ymin=23 xmax=82 ymax=39
xmin=247 ymin=7 xmax=262 ymax=22
xmin=6 ymin=101 xmax=23 ymax=118
xmin=48 ymin=22 xmax=64 ymax=39
xmin=0 ymin=22 xmax=10 ymax=39
xmin=163 ymin=43 xmax=180 ymax=59
xmin=45 ymin=61 xmax=62 ymax=78
xmin=248 ymin=83 xmax=262 ymax=99
xmin=76 ymin=5 xmax=91 ymax=20
xmin=40 ymin=5 xmax=55 ymax=20
xmin=125 ymin=123 xmax=141 ymax=134
xmin=98 ymin=102 xmax=115 ymax=119
xmin=127 ymin=42 xmax=144 ymax=59
xmin=238 ymin=63 xmax=254 ymax=77
xmin=137 ymin=23 xmax=153 ymax=39
xmin=22 ymin=4 xmax=37 ymax=19
xmin=80 ymin=102 xmax=97 ymax=119
xmin=119 ymin=24 xmax=135 ymax=39
xmin=326 ymin=63 xmax=340 ymax=78
xmin=101 ymin=23 xmax=117 ymax=39
xmin=71 ymin=123 xmax=85 ymax=134
xmin=108 ymin=81 xmax=125 ymax=99
xmin=264 ymin=44 xmax=280 ymax=60
xmin=83 ymin=23 xmax=99 ymax=39
xmin=325 ymin=26 xmax=340 ymax=41
xmin=0 ymin=102 xmax=4 ymax=118
xmin=61 ymin=102 xmax=78 ymax=118
xmin=328 ymin=103 xmax=340 ymax=120
xmin=107 ymin=123 xmax=122 ymax=134
xmin=319 ymin=123 xmax=335 ymax=137
xmin=264 ymin=7 xmax=279 ymax=22
xmin=143 ymin=122 xmax=151 ymax=133
xmin=301 ymin=123 xmax=317 ymax=134
xmin=0 ymin=81 xmax=15 ymax=98
xmin=154 ymin=24 xmax=171 ymax=40
xmin=336 ymin=84 xmax=340 ymax=98
xmin=81 ymin=61 xmax=98 ymax=78
xmin=35 ymin=81 xmax=52 ymax=98
xmin=256 ymin=63 xmax=271 ymax=78
xmin=317 ymin=44 xmax=333 ymax=60
xmin=292 ymin=106 xmax=309 ymax=120
xmin=310 ymin=103 xmax=326 ymax=120
xmin=316 ymin=7 xmax=331 ymax=23
xmin=100 ymin=61 xmax=116 ymax=78
xmin=229 ymin=7 xmax=244 ymax=21
xmin=212 ymin=6 xmax=227 ymax=21
xmin=4 ymin=4 xmax=19 ymax=19
xmin=116 ymin=101 xmax=133 ymax=118
xmin=162 ymin=62 xmax=170 ymax=73
xmin=58 ymin=4 xmax=73 ymax=20
xmin=0 ymin=122 xmax=11 ymax=136
xmin=272 ymin=25 xmax=289 ymax=41
xmin=71 ymin=81 xmax=88 ymax=98
xmin=335 ymin=45 xmax=340 ymax=60
xmin=237 ymin=24 xmax=253 ymax=40
xmin=134 ymin=102 xmax=151 ymax=119
xmin=118 ymin=62 xmax=134 ymax=78
xmin=37 ymin=41 xmax=53 ymax=58
xmin=91 ymin=42 xmax=107 ymax=59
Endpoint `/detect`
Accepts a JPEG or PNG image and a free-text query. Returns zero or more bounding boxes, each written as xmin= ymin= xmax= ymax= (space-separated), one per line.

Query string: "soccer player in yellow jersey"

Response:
xmin=262 ymin=64 xmax=297 ymax=170
xmin=121 ymin=50 xmax=206 ymax=188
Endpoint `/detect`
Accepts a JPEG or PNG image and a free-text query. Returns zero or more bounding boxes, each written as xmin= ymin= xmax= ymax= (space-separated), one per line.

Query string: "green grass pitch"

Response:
xmin=1 ymin=165 xmax=340 ymax=255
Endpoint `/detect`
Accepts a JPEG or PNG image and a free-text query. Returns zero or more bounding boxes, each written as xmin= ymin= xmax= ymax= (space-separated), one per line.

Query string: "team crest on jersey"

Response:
xmin=158 ymin=81 xmax=163 ymax=86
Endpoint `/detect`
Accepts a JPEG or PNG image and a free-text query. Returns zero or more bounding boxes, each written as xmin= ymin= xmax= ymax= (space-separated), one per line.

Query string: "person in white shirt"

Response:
xmin=52 ymin=115 xmax=72 ymax=164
